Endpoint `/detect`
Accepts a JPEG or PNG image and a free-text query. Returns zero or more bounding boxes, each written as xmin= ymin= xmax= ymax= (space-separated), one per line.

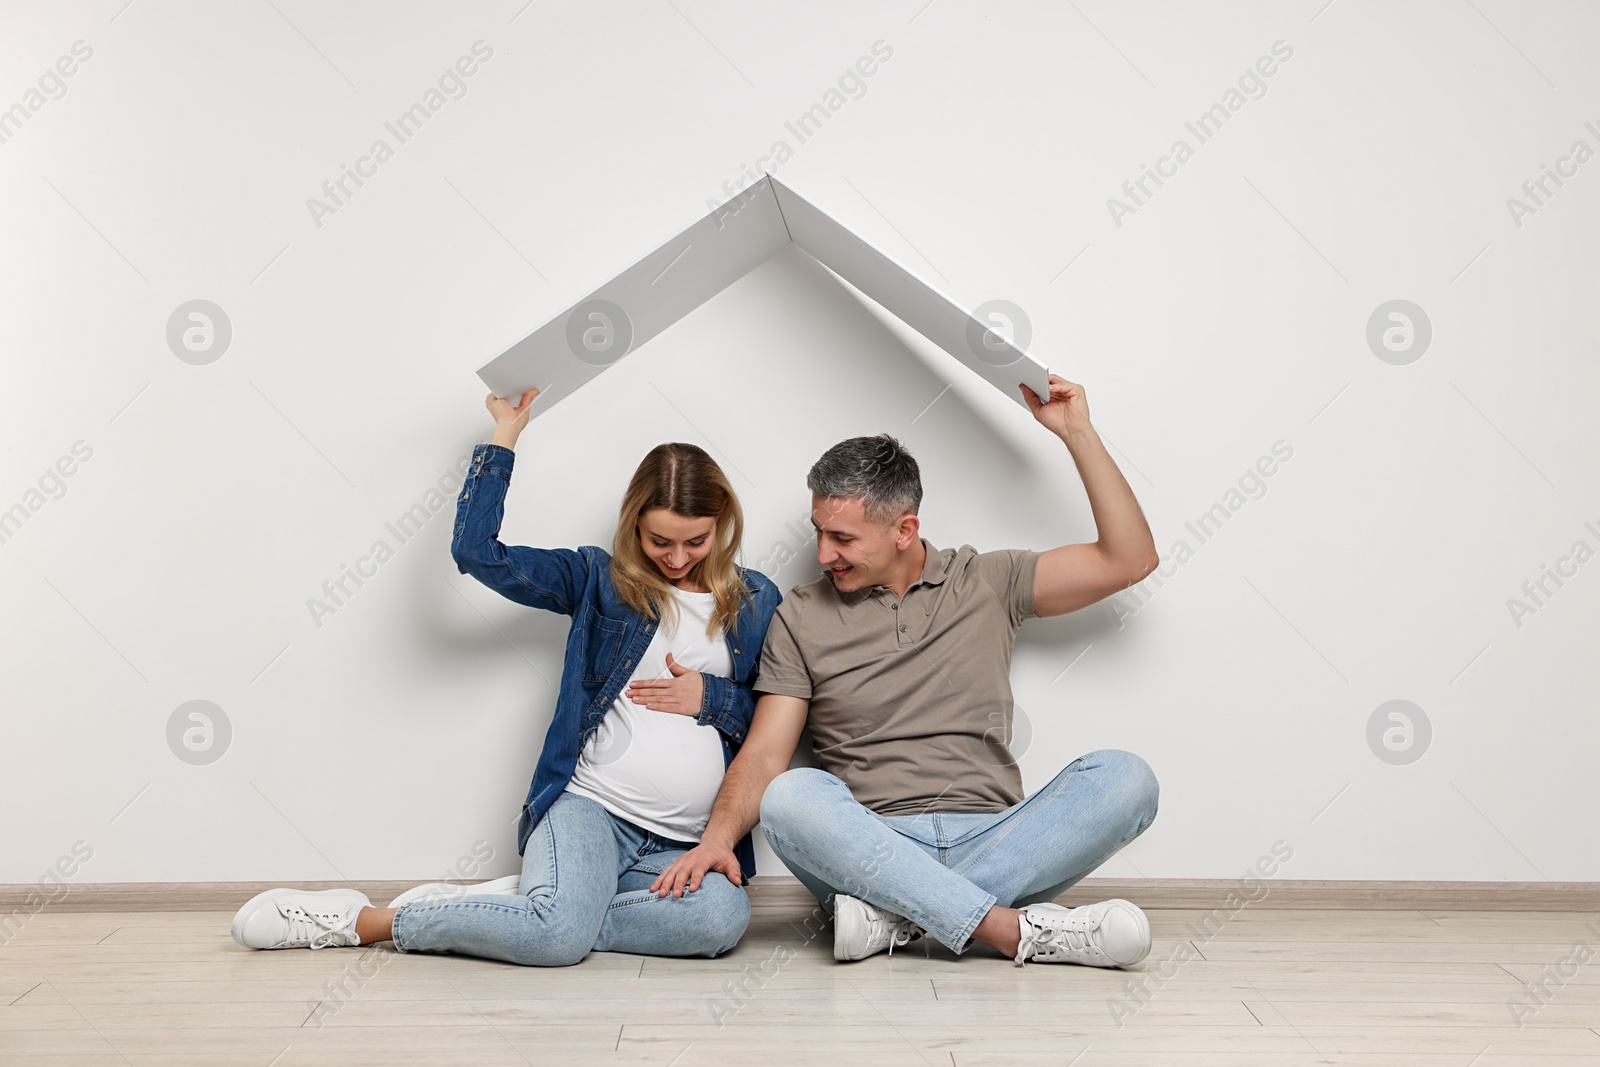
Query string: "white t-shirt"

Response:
xmin=564 ymin=586 xmax=733 ymax=842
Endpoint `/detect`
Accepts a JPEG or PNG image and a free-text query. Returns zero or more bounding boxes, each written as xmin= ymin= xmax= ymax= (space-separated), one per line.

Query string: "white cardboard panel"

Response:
xmin=770 ymin=176 xmax=1050 ymax=410
xmin=475 ymin=178 xmax=791 ymax=412
xmin=475 ymin=175 xmax=1050 ymax=417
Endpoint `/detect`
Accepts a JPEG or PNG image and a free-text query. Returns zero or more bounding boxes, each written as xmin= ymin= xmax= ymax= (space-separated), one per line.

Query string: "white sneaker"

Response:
xmin=832 ymin=894 xmax=926 ymax=961
xmin=387 ymin=874 xmax=523 ymax=908
xmin=230 ymin=888 xmax=370 ymax=950
xmin=1013 ymin=898 xmax=1151 ymax=968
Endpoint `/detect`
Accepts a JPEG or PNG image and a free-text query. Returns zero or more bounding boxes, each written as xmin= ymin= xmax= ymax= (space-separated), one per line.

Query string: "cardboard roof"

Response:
xmin=475 ymin=175 xmax=1050 ymax=415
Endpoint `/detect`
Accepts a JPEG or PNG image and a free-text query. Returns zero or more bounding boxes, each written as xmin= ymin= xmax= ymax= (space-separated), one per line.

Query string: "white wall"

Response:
xmin=2 ymin=0 xmax=1596 ymax=886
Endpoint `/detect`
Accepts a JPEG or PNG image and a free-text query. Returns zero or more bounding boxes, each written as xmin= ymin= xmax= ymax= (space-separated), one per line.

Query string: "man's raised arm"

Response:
xmin=649 ymin=693 xmax=809 ymax=898
xmin=1023 ymin=373 xmax=1161 ymax=618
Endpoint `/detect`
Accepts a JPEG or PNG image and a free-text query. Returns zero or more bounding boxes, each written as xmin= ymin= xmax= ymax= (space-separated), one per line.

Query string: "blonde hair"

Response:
xmin=609 ymin=443 xmax=751 ymax=638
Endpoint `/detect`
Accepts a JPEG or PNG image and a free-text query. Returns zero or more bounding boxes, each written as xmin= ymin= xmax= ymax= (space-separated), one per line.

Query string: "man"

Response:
xmin=651 ymin=373 xmax=1162 ymax=967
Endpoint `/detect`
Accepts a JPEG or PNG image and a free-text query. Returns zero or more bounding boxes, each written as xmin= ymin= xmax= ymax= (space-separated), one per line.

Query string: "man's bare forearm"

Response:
xmin=1061 ymin=425 xmax=1156 ymax=572
xmin=696 ymin=693 xmax=808 ymax=853
xmin=700 ymin=749 xmax=780 ymax=851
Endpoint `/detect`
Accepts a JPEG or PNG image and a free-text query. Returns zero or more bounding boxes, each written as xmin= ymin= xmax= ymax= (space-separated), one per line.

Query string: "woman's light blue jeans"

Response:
xmin=759 ymin=749 xmax=1159 ymax=954
xmin=391 ymin=792 xmax=749 ymax=965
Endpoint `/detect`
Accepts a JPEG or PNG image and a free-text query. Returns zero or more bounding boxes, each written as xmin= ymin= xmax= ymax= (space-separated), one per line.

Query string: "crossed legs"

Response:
xmin=759 ymin=749 xmax=1159 ymax=956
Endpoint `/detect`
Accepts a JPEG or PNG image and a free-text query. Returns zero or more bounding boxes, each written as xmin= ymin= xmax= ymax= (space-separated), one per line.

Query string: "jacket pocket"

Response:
xmin=580 ymin=606 xmax=628 ymax=685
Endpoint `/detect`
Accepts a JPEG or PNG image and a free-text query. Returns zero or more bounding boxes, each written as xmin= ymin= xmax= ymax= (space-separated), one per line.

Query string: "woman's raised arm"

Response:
xmin=450 ymin=389 xmax=592 ymax=616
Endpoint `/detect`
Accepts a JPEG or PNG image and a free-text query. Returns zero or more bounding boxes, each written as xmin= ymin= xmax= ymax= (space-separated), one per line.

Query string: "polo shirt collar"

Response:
xmin=840 ymin=537 xmax=947 ymax=603
xmin=915 ymin=538 xmax=948 ymax=588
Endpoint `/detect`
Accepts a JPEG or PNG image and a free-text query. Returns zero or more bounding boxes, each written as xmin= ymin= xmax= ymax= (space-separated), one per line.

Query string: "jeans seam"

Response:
xmin=393 ymin=897 xmax=550 ymax=952
xmin=391 ymin=903 xmax=411 ymax=952
xmin=536 ymin=805 xmax=560 ymax=920
xmin=604 ymin=892 xmax=688 ymax=914
xmin=404 ymin=899 xmax=545 ymax=917
xmin=951 ymin=809 xmax=1027 ymax=876
xmin=951 ymin=763 xmax=1080 ymax=879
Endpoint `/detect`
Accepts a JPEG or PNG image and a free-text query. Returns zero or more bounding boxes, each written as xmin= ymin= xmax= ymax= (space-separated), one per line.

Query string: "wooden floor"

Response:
xmin=4 ymin=901 xmax=1600 ymax=1065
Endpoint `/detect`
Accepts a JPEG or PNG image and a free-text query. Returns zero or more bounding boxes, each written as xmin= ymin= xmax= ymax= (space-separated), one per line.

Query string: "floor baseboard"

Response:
xmin=4 ymin=876 xmax=1596 ymax=913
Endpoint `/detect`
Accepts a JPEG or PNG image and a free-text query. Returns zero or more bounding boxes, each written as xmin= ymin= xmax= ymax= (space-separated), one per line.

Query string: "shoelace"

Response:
xmin=885 ymin=917 xmax=925 ymax=957
xmin=282 ymin=904 xmax=357 ymax=950
xmin=1013 ymin=915 xmax=1100 ymax=967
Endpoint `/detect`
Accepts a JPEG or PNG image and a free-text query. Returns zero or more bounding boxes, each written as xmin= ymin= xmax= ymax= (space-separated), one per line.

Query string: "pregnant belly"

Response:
xmin=570 ymin=702 xmax=727 ymax=830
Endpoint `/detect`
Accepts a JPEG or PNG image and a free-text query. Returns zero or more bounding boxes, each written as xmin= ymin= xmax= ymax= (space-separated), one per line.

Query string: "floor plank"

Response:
xmin=4 ymin=905 xmax=1599 ymax=1064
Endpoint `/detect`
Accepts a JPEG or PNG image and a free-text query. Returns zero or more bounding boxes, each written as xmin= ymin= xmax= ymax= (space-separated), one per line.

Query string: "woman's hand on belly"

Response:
xmin=624 ymin=652 xmax=704 ymax=717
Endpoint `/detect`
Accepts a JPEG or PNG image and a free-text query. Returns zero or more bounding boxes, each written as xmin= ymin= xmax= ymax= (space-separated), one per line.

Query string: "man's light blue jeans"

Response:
xmin=759 ymin=749 xmax=1159 ymax=953
xmin=392 ymin=792 xmax=749 ymax=965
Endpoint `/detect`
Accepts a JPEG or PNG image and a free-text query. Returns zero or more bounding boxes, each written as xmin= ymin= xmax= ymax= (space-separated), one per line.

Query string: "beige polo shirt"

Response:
xmin=754 ymin=538 xmax=1041 ymax=816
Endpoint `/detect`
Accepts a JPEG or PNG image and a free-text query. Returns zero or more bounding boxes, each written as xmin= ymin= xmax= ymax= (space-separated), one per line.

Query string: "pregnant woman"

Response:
xmin=231 ymin=387 xmax=780 ymax=964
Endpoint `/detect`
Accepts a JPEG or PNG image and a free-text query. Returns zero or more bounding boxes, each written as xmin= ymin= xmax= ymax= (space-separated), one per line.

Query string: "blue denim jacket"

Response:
xmin=449 ymin=442 xmax=779 ymax=882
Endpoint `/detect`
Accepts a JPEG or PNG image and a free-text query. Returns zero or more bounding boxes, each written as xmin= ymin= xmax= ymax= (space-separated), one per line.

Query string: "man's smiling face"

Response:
xmin=811 ymin=494 xmax=910 ymax=592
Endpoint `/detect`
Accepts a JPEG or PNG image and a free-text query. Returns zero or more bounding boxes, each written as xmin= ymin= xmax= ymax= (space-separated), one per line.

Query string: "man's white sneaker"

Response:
xmin=230 ymin=888 xmax=370 ymax=950
xmin=387 ymin=874 xmax=523 ymax=908
xmin=1013 ymin=898 xmax=1151 ymax=968
xmin=832 ymin=894 xmax=926 ymax=962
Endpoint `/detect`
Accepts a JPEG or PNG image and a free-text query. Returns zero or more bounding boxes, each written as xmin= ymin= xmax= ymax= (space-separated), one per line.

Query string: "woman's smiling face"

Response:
xmin=637 ymin=508 xmax=715 ymax=586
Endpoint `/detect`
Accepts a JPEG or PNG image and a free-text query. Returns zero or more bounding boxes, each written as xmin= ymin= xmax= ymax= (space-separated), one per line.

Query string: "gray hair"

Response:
xmin=806 ymin=434 xmax=922 ymax=528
